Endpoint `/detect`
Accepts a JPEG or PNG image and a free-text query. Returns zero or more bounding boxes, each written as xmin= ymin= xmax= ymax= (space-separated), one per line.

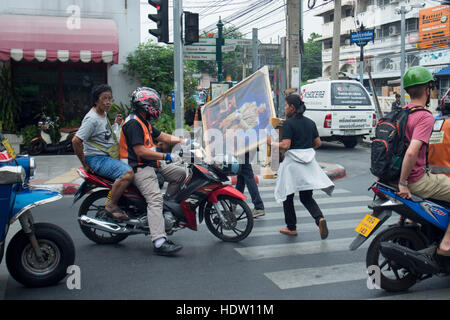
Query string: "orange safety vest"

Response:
xmin=428 ymin=116 xmax=450 ymax=177
xmin=119 ymin=114 xmax=158 ymax=167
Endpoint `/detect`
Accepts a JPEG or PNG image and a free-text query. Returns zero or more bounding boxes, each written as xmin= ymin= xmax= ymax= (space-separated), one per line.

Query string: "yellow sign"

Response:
xmin=355 ymin=214 xmax=380 ymax=237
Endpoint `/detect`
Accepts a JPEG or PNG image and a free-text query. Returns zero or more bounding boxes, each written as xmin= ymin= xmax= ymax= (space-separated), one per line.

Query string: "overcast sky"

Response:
xmin=140 ymin=0 xmax=323 ymax=44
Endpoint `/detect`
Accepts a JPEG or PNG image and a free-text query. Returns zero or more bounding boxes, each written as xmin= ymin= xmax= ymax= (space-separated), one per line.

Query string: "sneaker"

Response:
xmin=153 ymin=239 xmax=183 ymax=256
xmin=280 ymin=228 xmax=298 ymax=236
xmin=318 ymin=218 xmax=328 ymax=240
xmin=252 ymin=209 xmax=265 ymax=218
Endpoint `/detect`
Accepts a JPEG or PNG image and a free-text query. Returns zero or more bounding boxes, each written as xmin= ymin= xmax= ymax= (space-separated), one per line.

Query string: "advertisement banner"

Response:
xmin=418 ymin=5 xmax=450 ymax=50
xmin=201 ymin=66 xmax=276 ymax=158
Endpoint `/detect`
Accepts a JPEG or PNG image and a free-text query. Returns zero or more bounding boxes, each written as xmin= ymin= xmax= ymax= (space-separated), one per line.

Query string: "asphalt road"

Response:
xmin=2 ymin=141 xmax=450 ymax=304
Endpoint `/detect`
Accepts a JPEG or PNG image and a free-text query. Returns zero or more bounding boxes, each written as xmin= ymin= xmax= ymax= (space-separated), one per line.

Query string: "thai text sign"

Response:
xmin=418 ymin=5 xmax=450 ymax=50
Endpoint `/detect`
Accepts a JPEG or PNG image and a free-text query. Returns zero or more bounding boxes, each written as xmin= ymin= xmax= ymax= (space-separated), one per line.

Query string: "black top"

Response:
xmin=122 ymin=113 xmax=161 ymax=168
xmin=282 ymin=116 xmax=319 ymax=150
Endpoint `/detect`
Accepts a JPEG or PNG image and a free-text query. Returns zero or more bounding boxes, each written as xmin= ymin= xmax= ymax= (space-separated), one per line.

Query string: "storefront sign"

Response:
xmin=419 ymin=48 xmax=449 ymax=66
xmin=418 ymin=5 xmax=450 ymax=50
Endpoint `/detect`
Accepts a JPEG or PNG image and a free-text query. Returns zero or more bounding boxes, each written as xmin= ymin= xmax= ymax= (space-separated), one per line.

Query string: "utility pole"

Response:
xmin=173 ymin=0 xmax=184 ymax=131
xmin=399 ymin=5 xmax=406 ymax=106
xmin=286 ymin=0 xmax=300 ymax=89
xmin=252 ymin=28 xmax=259 ymax=73
xmin=359 ymin=24 xmax=365 ymax=85
xmin=330 ymin=0 xmax=342 ymax=80
xmin=298 ymin=0 xmax=303 ymax=92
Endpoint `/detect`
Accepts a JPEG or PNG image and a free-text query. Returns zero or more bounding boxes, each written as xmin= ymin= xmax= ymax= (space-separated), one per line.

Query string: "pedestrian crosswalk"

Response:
xmin=236 ymin=184 xmax=405 ymax=298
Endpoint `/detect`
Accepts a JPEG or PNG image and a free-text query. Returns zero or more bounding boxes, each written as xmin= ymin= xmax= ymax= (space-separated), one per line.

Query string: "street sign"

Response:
xmin=183 ymin=53 xmax=216 ymax=61
xmin=224 ymin=39 xmax=252 ymax=46
xmin=350 ymin=30 xmax=374 ymax=44
xmin=183 ymin=45 xmax=215 ymax=53
xmin=222 ymin=45 xmax=236 ymax=52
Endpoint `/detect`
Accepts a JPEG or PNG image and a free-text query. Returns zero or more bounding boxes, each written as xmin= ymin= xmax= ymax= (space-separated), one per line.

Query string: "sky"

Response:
xmin=140 ymin=0 xmax=323 ymax=44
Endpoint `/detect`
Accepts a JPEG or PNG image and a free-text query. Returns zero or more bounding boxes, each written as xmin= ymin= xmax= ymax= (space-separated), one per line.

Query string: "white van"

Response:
xmin=301 ymin=80 xmax=376 ymax=148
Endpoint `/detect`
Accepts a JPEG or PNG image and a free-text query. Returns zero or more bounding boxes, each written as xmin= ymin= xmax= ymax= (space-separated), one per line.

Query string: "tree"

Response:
xmin=302 ymin=32 xmax=322 ymax=82
xmin=122 ymin=41 xmax=174 ymax=96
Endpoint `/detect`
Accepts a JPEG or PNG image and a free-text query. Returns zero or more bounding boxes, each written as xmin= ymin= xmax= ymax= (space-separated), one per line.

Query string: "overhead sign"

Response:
xmin=350 ymin=30 xmax=375 ymax=45
xmin=418 ymin=5 xmax=450 ymax=50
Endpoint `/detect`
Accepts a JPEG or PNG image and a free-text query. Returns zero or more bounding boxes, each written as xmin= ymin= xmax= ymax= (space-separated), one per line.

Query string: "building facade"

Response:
xmin=0 ymin=0 xmax=140 ymax=127
xmin=315 ymin=0 xmax=449 ymax=97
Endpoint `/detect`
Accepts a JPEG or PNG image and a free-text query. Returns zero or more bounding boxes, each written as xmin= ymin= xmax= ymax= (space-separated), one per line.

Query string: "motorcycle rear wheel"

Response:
xmin=28 ymin=140 xmax=44 ymax=155
xmin=204 ymin=195 xmax=253 ymax=242
xmin=78 ymin=190 xmax=129 ymax=244
xmin=366 ymin=226 xmax=426 ymax=292
xmin=6 ymin=223 xmax=75 ymax=288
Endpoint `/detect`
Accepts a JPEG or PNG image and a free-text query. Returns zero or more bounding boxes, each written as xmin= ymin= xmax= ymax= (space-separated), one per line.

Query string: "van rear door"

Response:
xmin=330 ymin=82 xmax=374 ymax=133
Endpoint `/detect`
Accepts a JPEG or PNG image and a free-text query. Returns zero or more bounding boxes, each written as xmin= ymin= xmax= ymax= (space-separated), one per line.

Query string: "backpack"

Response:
xmin=370 ymin=106 xmax=431 ymax=182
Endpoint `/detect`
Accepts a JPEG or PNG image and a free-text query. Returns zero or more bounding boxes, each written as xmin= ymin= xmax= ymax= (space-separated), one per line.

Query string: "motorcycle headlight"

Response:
xmin=29 ymin=157 xmax=36 ymax=178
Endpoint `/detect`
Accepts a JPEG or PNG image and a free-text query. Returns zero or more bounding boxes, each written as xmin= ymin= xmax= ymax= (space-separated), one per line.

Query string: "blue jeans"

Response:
xmin=85 ymin=155 xmax=131 ymax=181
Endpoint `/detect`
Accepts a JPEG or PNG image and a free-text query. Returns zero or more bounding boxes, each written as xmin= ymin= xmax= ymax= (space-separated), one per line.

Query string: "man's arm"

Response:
xmin=156 ymin=132 xmax=186 ymax=145
xmin=398 ymin=139 xmax=423 ymax=198
xmin=133 ymin=145 xmax=166 ymax=161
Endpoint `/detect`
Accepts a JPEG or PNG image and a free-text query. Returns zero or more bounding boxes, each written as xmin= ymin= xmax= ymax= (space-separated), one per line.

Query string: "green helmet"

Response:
xmin=403 ymin=66 xmax=435 ymax=89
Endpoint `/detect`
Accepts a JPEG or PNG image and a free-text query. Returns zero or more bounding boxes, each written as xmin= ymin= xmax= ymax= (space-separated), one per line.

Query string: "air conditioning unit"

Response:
xmin=389 ymin=26 xmax=399 ymax=35
xmin=344 ymin=38 xmax=351 ymax=45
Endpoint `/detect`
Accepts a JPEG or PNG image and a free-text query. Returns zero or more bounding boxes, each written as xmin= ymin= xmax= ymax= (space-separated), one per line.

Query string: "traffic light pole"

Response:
xmin=174 ymin=0 xmax=184 ymax=132
xmin=216 ymin=18 xmax=224 ymax=82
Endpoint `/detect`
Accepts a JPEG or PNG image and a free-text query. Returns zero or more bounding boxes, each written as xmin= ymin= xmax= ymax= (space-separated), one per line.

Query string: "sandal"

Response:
xmin=103 ymin=207 xmax=130 ymax=221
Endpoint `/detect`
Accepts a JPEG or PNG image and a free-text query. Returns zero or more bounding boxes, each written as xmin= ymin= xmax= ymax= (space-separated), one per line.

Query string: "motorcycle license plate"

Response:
xmin=355 ymin=214 xmax=380 ymax=237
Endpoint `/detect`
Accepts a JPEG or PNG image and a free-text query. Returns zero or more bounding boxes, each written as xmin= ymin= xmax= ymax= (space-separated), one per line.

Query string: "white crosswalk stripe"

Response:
xmin=234 ymin=184 xmax=417 ymax=298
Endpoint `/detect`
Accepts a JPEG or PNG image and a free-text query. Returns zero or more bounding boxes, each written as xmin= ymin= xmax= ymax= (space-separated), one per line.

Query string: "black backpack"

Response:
xmin=370 ymin=106 xmax=431 ymax=182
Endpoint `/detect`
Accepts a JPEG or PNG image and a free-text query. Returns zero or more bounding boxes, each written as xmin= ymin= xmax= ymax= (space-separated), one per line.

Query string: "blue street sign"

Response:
xmin=171 ymin=90 xmax=175 ymax=113
xmin=350 ymin=30 xmax=375 ymax=44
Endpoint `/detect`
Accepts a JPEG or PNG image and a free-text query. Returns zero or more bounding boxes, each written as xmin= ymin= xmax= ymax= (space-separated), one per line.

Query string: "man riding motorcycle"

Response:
xmin=120 ymin=87 xmax=186 ymax=256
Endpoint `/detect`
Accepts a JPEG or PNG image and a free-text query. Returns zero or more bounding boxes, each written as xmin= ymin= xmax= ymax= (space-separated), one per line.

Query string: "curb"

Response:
xmin=31 ymin=163 xmax=346 ymax=195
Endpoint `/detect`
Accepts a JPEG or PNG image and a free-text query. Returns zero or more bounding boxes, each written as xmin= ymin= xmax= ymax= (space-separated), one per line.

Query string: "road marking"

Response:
xmin=251 ymin=206 xmax=370 ymax=221
xmin=255 ymin=196 xmax=372 ymax=209
xmin=45 ymin=168 xmax=79 ymax=184
xmin=265 ymin=262 xmax=368 ymax=289
xmin=235 ymin=237 xmax=369 ymax=260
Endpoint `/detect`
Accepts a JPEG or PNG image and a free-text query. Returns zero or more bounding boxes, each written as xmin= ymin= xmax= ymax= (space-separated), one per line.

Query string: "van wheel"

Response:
xmin=342 ymin=137 xmax=357 ymax=148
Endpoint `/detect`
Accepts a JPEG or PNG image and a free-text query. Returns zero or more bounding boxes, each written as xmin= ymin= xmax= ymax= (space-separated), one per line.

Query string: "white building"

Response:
xmin=0 ymin=0 xmax=140 ymax=126
xmin=314 ymin=0 xmax=449 ymax=96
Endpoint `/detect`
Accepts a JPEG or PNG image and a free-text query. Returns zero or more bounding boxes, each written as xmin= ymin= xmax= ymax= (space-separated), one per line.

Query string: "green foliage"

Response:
xmin=109 ymin=102 xmax=132 ymax=121
xmin=123 ymin=41 xmax=174 ymax=96
xmin=302 ymin=33 xmax=323 ymax=82
xmin=152 ymin=112 xmax=174 ymax=135
xmin=0 ymin=65 xmax=22 ymax=132
xmin=19 ymin=125 xmax=38 ymax=148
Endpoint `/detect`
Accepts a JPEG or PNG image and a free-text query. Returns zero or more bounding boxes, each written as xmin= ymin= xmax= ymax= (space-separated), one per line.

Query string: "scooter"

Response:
xmin=29 ymin=114 xmax=78 ymax=155
xmin=73 ymin=145 xmax=254 ymax=244
xmin=0 ymin=132 xmax=75 ymax=287
xmin=350 ymin=181 xmax=450 ymax=292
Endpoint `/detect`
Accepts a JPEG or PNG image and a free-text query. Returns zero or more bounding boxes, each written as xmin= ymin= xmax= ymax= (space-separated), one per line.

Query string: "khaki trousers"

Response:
xmin=133 ymin=163 xmax=186 ymax=241
xmin=409 ymin=172 xmax=450 ymax=202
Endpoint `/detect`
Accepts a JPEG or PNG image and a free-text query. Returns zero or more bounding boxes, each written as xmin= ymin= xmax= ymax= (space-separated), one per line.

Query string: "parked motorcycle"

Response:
xmin=29 ymin=114 xmax=78 ymax=155
xmin=0 ymin=132 xmax=75 ymax=287
xmin=350 ymin=181 xmax=450 ymax=292
xmin=73 ymin=145 xmax=254 ymax=244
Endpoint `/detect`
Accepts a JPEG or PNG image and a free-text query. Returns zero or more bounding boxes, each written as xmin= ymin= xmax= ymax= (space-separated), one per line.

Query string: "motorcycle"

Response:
xmin=29 ymin=114 xmax=78 ymax=155
xmin=350 ymin=181 xmax=450 ymax=292
xmin=0 ymin=132 xmax=75 ymax=287
xmin=73 ymin=145 xmax=254 ymax=244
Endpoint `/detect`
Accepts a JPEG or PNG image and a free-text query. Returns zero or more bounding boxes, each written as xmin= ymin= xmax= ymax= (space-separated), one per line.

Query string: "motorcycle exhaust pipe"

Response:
xmin=79 ymin=215 xmax=129 ymax=234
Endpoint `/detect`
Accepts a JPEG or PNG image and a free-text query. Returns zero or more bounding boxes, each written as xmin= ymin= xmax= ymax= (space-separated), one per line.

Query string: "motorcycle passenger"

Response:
xmin=73 ymin=84 xmax=134 ymax=221
xmin=397 ymin=67 xmax=450 ymax=256
xmin=428 ymin=90 xmax=450 ymax=178
xmin=120 ymin=87 xmax=186 ymax=256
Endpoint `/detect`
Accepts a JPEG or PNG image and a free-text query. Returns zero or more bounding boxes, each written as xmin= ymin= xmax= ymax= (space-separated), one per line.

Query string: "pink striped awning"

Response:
xmin=0 ymin=14 xmax=119 ymax=64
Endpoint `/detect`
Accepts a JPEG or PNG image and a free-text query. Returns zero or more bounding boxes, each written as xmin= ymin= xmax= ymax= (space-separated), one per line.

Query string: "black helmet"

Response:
xmin=131 ymin=87 xmax=162 ymax=120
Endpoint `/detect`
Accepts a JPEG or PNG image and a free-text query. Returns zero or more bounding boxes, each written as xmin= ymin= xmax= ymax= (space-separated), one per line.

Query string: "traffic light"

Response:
xmin=148 ymin=0 xmax=169 ymax=43
xmin=184 ymin=12 xmax=199 ymax=45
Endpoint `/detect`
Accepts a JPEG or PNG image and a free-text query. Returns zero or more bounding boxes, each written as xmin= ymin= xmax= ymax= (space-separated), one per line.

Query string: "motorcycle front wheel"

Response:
xmin=28 ymin=140 xmax=44 ymax=155
xmin=366 ymin=226 xmax=426 ymax=292
xmin=204 ymin=195 xmax=253 ymax=242
xmin=6 ymin=223 xmax=75 ymax=288
xmin=78 ymin=190 xmax=129 ymax=244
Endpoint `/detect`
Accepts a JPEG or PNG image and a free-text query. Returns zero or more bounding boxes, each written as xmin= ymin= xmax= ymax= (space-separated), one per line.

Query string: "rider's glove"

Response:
xmin=164 ymin=153 xmax=181 ymax=164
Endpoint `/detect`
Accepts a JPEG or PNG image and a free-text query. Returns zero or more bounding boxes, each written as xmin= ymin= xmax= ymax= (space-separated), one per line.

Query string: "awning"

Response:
xmin=0 ymin=14 xmax=119 ymax=64
xmin=435 ymin=66 xmax=450 ymax=77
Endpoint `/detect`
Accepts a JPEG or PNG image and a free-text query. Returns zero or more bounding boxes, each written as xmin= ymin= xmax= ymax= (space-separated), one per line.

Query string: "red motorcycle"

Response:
xmin=73 ymin=148 xmax=253 ymax=244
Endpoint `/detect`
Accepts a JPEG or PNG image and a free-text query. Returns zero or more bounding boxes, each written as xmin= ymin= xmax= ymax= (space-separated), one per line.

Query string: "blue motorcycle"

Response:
xmin=350 ymin=181 xmax=450 ymax=292
xmin=0 ymin=132 xmax=75 ymax=287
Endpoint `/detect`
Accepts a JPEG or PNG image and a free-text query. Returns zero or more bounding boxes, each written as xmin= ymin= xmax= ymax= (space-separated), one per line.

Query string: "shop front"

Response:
xmin=0 ymin=14 xmax=119 ymax=128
